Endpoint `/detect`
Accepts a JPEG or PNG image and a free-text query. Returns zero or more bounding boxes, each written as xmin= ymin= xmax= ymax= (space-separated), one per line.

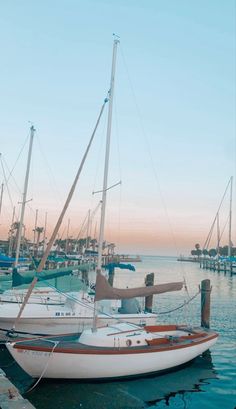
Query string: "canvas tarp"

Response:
xmin=95 ymin=272 xmax=183 ymax=301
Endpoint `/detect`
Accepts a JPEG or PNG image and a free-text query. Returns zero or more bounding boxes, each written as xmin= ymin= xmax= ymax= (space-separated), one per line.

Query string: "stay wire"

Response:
xmin=0 ymin=155 xmax=14 ymax=210
xmin=35 ymin=133 xmax=64 ymax=205
xmin=120 ymin=45 xmax=188 ymax=286
xmin=114 ymin=94 xmax=123 ymax=253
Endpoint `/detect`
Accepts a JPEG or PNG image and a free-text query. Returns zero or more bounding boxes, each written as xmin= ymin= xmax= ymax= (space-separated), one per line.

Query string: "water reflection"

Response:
xmin=26 ymin=351 xmax=217 ymax=409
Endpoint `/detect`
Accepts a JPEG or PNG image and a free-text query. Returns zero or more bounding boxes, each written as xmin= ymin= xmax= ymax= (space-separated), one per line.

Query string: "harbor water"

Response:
xmin=0 ymin=255 xmax=235 ymax=409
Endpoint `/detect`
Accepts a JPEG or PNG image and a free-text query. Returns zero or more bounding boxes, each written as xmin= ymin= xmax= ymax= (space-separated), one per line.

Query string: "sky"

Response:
xmin=0 ymin=0 xmax=235 ymax=256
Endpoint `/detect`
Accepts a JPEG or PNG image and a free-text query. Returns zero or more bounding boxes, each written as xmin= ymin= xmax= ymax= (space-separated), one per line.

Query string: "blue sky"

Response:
xmin=0 ymin=0 xmax=235 ymax=255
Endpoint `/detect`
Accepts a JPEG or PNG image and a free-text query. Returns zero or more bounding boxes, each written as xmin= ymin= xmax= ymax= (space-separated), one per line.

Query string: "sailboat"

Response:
xmin=0 ymin=50 xmax=159 ymax=341
xmin=6 ymin=38 xmax=218 ymax=379
xmin=6 ymin=274 xmax=217 ymax=379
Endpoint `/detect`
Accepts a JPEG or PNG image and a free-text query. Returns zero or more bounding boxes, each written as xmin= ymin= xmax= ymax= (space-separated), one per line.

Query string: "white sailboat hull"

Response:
xmin=0 ymin=315 xmax=156 ymax=338
xmin=0 ymin=300 xmax=157 ymax=339
xmin=6 ymin=324 xmax=218 ymax=379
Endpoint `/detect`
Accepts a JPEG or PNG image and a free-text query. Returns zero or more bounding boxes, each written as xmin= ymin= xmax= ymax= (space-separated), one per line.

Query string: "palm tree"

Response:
xmin=9 ymin=221 xmax=22 ymax=255
xmin=195 ymin=243 xmax=202 ymax=258
xmin=209 ymin=248 xmax=217 ymax=258
xmin=34 ymin=227 xmax=44 ymax=257
xmin=90 ymin=238 xmax=98 ymax=252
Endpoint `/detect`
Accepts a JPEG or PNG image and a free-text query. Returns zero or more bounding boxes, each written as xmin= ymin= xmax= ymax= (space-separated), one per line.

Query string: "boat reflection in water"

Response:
xmin=27 ymin=351 xmax=217 ymax=409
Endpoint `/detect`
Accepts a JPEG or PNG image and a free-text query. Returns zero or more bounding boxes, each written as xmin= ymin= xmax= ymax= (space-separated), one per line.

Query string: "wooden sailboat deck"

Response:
xmin=11 ymin=328 xmax=218 ymax=355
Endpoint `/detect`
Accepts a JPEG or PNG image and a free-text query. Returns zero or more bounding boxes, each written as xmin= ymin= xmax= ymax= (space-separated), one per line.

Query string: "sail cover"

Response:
xmin=95 ymin=272 xmax=183 ymax=301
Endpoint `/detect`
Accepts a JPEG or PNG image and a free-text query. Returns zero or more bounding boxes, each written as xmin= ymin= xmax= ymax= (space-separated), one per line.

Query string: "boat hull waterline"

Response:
xmin=6 ymin=325 xmax=218 ymax=379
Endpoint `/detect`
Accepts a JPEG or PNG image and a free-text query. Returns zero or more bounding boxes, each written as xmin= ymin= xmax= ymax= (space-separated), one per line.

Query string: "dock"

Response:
xmin=200 ymin=259 xmax=236 ymax=274
xmin=0 ymin=368 xmax=35 ymax=409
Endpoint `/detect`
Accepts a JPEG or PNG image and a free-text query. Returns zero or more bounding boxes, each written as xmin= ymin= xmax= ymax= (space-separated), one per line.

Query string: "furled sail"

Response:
xmin=95 ymin=272 xmax=183 ymax=301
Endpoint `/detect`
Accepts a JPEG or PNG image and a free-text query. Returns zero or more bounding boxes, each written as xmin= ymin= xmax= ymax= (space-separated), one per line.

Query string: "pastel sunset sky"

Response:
xmin=0 ymin=0 xmax=235 ymax=256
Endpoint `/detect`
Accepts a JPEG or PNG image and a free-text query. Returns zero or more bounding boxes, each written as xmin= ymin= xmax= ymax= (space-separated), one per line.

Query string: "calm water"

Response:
xmin=1 ymin=256 xmax=235 ymax=409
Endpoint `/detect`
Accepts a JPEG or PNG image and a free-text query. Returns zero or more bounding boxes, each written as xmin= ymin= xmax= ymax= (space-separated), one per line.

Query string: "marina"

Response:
xmin=200 ymin=258 xmax=236 ymax=274
xmin=0 ymin=255 xmax=235 ymax=408
xmin=0 ymin=2 xmax=235 ymax=408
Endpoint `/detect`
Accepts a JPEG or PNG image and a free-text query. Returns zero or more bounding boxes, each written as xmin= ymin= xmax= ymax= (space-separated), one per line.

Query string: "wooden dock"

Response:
xmin=0 ymin=368 xmax=35 ymax=409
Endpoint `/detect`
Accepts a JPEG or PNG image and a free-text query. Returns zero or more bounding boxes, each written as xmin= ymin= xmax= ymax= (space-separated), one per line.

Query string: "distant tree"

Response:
xmin=219 ymin=246 xmax=229 ymax=256
xmin=209 ymin=248 xmax=217 ymax=258
xmin=55 ymin=238 xmax=66 ymax=251
xmin=194 ymin=243 xmax=202 ymax=258
xmin=77 ymin=238 xmax=87 ymax=253
xmin=202 ymin=249 xmax=208 ymax=257
xmin=196 ymin=249 xmax=202 ymax=257
xmin=9 ymin=221 xmax=24 ymax=253
xmin=90 ymin=239 xmax=97 ymax=252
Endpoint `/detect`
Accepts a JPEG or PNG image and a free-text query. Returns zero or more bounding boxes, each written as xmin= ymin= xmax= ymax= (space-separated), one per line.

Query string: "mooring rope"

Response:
xmin=26 ymin=340 xmax=59 ymax=393
xmin=152 ymin=288 xmax=201 ymax=315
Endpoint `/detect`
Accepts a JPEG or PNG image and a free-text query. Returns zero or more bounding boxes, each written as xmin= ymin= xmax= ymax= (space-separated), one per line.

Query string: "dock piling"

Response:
xmin=145 ymin=272 xmax=154 ymax=312
xmin=201 ymin=279 xmax=211 ymax=328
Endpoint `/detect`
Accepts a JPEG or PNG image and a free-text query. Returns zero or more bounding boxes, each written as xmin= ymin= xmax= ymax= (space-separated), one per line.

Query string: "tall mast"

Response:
xmin=12 ymin=97 xmax=108 ymax=331
xmin=43 ymin=211 xmax=47 ymax=251
xmin=228 ymin=176 xmax=233 ymax=258
xmin=97 ymin=38 xmax=119 ymax=272
xmin=86 ymin=210 xmax=91 ymax=251
xmin=65 ymin=218 xmax=70 ymax=254
xmin=8 ymin=206 xmax=15 ymax=256
xmin=93 ymin=38 xmax=119 ymax=331
xmin=216 ymin=212 xmax=220 ymax=259
xmin=33 ymin=209 xmax=38 ymax=249
xmin=0 ymin=183 xmax=4 ymax=219
xmin=14 ymin=126 xmax=35 ymax=266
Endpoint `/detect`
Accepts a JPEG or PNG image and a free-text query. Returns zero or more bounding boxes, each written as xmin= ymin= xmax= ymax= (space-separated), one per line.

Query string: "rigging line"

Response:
xmin=0 ymin=155 xmax=14 ymax=210
xmin=5 ymin=133 xmax=29 ymax=184
xmin=13 ymin=275 xmax=114 ymax=316
xmin=202 ymin=177 xmax=232 ymax=250
xmin=120 ymin=45 xmax=186 ymax=278
xmin=114 ymin=94 xmax=123 ymax=253
xmin=57 ymin=224 xmax=67 ymax=242
xmin=114 ymin=94 xmax=122 ymax=186
xmin=0 ymin=134 xmax=29 ymax=220
xmin=219 ymin=214 xmax=230 ymax=242
xmin=75 ymin=212 xmax=89 ymax=241
xmin=204 ymin=217 xmax=216 ymax=250
xmin=35 ymin=133 xmax=64 ymax=205
xmin=91 ymin=107 xmax=107 ymax=201
xmin=2 ymin=154 xmax=27 ymax=196
xmin=2 ymin=156 xmax=39 ymax=220
xmin=74 ymin=201 xmax=102 ymax=241
xmin=16 ymin=93 xmax=110 ymax=294
xmin=12 ymin=270 xmax=156 ymax=319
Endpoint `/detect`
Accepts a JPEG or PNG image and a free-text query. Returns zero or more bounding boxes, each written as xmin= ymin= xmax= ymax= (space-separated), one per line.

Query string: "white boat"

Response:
xmin=0 ymin=290 xmax=158 ymax=339
xmin=6 ymin=322 xmax=218 ymax=379
xmin=0 ymin=37 xmax=168 ymax=340
xmin=0 ymin=266 xmax=160 ymax=339
xmin=6 ymin=38 xmax=218 ymax=380
xmin=0 ymin=286 xmax=67 ymax=305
